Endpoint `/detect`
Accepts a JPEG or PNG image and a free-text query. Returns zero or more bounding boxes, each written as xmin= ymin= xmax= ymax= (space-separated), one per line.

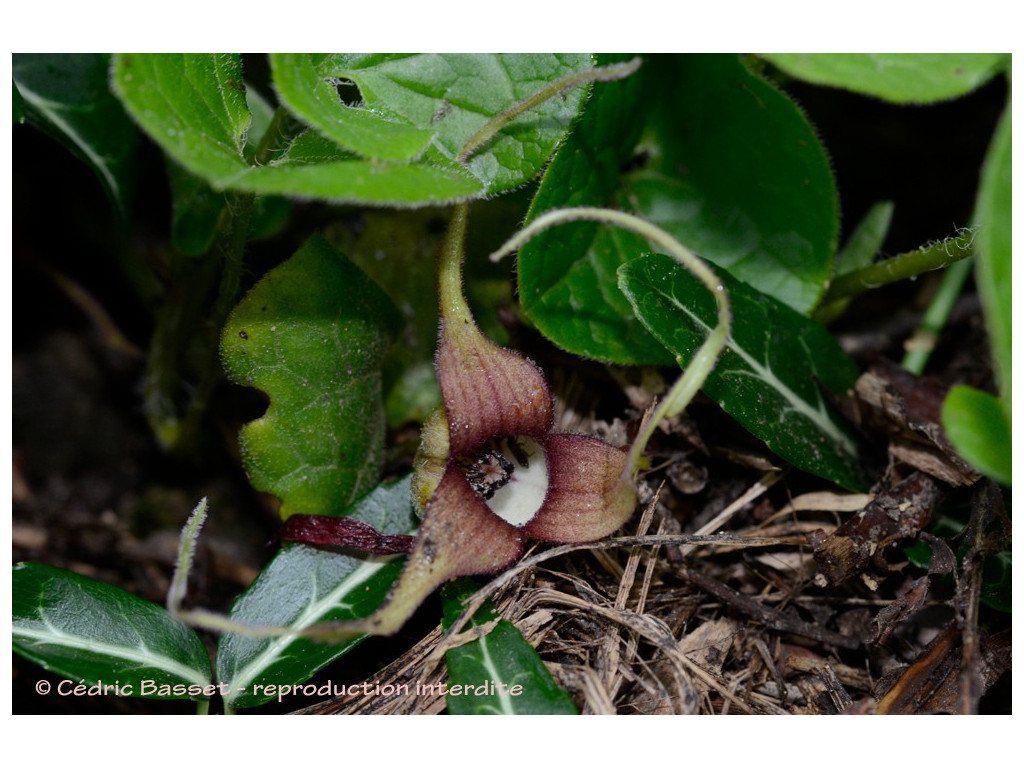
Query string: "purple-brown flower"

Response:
xmin=279 ymin=205 xmax=637 ymax=637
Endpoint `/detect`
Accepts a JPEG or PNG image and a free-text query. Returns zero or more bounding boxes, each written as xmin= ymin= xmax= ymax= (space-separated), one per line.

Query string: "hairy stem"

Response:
xmin=252 ymin=106 xmax=303 ymax=166
xmin=820 ymin=229 xmax=975 ymax=307
xmin=457 ymin=58 xmax=641 ymax=164
xmin=167 ymin=497 xmax=209 ymax=614
xmin=490 ymin=207 xmax=731 ymax=474
xmin=437 ymin=202 xmax=472 ymax=323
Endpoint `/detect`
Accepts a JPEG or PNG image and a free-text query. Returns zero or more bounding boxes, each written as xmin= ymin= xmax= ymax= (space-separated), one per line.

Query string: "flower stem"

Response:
xmin=490 ymin=207 xmax=731 ymax=474
xmin=457 ymin=58 xmax=642 ymax=164
xmin=438 ymin=202 xmax=472 ymax=322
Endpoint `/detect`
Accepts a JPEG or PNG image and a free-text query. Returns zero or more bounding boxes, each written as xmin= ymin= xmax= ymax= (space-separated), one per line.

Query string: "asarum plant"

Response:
xmin=276 ymin=204 xmax=638 ymax=637
xmin=174 ymin=202 xmax=729 ymax=644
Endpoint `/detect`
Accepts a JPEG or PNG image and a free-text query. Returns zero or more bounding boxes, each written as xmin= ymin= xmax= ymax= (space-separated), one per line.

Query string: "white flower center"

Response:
xmin=460 ymin=437 xmax=548 ymax=527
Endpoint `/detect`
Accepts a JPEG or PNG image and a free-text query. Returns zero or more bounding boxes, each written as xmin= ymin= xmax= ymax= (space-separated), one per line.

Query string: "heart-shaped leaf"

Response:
xmin=619 ymin=252 xmax=865 ymax=490
xmin=221 ymin=234 xmax=401 ymax=518
xmin=622 ymin=55 xmax=837 ymax=314
xmin=519 ymin=54 xmax=839 ymax=365
xmin=216 ymin=476 xmax=417 ymax=710
xmin=13 ymin=562 xmax=212 ymax=698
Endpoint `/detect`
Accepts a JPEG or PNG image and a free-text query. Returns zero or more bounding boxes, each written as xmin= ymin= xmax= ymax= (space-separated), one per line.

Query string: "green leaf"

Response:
xmin=113 ymin=53 xmax=475 ymax=206
xmin=519 ymin=54 xmax=838 ymax=364
xmin=221 ymin=234 xmax=402 ymax=518
xmin=517 ymin=54 xmax=674 ymax=365
xmin=269 ymin=53 xmax=434 ymax=161
xmin=112 ymin=53 xmax=252 ymax=185
xmin=441 ymin=579 xmax=577 ymax=715
xmin=12 ymin=562 xmax=212 ymax=698
xmin=14 ymin=53 xmax=140 ymax=217
xmin=972 ymin=100 xmax=1011 ymax=401
xmin=229 ymin=146 xmax=483 ymax=205
xmin=626 ymin=55 xmax=837 ymax=314
xmin=113 ymin=53 xmax=593 ymax=206
xmin=619 ymin=252 xmax=865 ymax=490
xmin=216 ymin=476 xmax=417 ymax=710
xmin=166 ymin=87 xmax=290 ymax=256
xmin=317 ymin=53 xmax=593 ymax=194
xmin=941 ymin=386 xmax=1011 ymax=486
xmin=762 ymin=53 xmax=1007 ymax=104
xmin=835 ymin=201 xmax=895 ymax=277
xmin=941 ymin=101 xmax=1011 ymax=488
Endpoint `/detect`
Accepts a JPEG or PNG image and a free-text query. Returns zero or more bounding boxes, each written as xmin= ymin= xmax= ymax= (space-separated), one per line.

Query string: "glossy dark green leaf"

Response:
xmin=519 ymin=54 xmax=838 ymax=365
xmin=14 ymin=53 xmax=139 ymax=217
xmin=216 ymin=476 xmax=417 ymax=710
xmin=13 ymin=562 xmax=212 ymax=698
xmin=221 ymin=234 xmax=402 ymax=518
xmin=517 ymin=54 xmax=672 ymax=364
xmin=619 ymin=252 xmax=865 ymax=490
xmin=441 ymin=579 xmax=577 ymax=715
xmin=624 ymin=55 xmax=837 ymax=314
xmin=941 ymin=386 xmax=1011 ymax=487
xmin=762 ymin=53 xmax=1007 ymax=104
